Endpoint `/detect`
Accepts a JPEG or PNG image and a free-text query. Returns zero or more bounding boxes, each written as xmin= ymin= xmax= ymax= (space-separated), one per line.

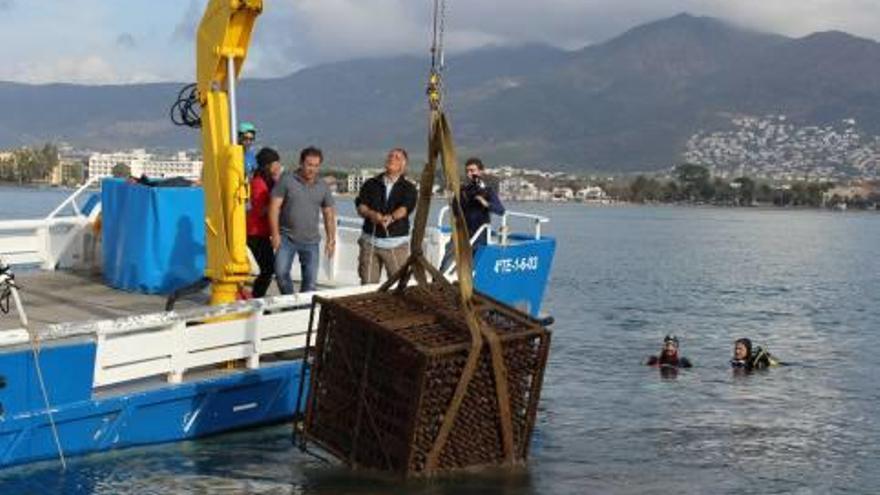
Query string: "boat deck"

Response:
xmin=1 ymin=270 xmax=214 ymax=331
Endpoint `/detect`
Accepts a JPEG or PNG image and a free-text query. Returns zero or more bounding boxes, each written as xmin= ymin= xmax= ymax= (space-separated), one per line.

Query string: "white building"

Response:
xmin=88 ymin=149 xmax=203 ymax=180
xmin=551 ymin=187 xmax=574 ymax=201
xmin=499 ymin=177 xmax=539 ymax=201
xmin=576 ymin=186 xmax=607 ymax=202
xmin=346 ymin=168 xmax=382 ymax=194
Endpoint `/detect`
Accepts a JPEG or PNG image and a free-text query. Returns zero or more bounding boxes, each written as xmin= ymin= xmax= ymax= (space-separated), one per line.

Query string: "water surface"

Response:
xmin=1 ymin=191 xmax=879 ymax=494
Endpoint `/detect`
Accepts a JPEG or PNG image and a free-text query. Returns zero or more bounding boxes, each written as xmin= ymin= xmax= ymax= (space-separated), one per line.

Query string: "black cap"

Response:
xmin=256 ymin=147 xmax=280 ymax=169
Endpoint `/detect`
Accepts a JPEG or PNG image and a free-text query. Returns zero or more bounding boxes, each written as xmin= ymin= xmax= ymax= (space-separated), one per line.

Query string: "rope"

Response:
xmin=28 ymin=335 xmax=68 ymax=471
xmin=366 ymin=222 xmax=377 ymax=284
xmin=1 ymin=265 xmax=67 ymax=470
xmin=364 ymin=191 xmax=408 ymax=285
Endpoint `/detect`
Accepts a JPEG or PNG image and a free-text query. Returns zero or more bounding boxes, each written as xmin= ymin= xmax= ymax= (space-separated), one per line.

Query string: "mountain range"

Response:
xmin=3 ymin=13 xmax=880 ymax=173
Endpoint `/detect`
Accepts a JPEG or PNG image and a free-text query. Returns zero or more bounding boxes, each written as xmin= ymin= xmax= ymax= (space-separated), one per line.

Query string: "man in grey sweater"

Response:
xmin=268 ymin=147 xmax=337 ymax=294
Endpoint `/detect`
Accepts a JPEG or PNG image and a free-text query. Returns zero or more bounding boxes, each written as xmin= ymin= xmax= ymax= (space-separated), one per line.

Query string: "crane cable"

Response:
xmin=427 ymin=0 xmax=447 ymax=110
xmin=380 ymin=0 xmax=518 ymax=469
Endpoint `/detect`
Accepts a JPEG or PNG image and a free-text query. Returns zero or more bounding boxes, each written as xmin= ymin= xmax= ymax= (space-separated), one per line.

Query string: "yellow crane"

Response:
xmin=195 ymin=0 xmax=262 ymax=305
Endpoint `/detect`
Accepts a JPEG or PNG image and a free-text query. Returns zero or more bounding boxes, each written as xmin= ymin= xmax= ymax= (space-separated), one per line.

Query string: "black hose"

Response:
xmin=170 ymin=83 xmax=202 ymax=129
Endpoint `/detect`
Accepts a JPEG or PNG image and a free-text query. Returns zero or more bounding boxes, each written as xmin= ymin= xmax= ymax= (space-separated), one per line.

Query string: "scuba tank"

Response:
xmin=731 ymin=345 xmax=780 ymax=370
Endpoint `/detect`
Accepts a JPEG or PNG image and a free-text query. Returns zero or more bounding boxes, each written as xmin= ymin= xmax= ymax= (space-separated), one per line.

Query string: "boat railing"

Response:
xmin=0 ymin=177 xmax=101 ymax=269
xmin=17 ymin=284 xmax=379 ymax=388
xmin=434 ymin=206 xmax=549 ymax=276
xmin=442 ymin=222 xmax=491 ymax=277
xmin=436 ymin=205 xmax=549 ymax=245
xmin=45 ymin=177 xmax=101 ymax=220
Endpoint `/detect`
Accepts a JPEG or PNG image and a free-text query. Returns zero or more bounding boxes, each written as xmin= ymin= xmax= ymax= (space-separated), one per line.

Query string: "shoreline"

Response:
xmin=0 ymin=184 xmax=873 ymax=212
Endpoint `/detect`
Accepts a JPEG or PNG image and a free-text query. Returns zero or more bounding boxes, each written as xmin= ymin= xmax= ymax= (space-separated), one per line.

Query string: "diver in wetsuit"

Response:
xmin=646 ymin=335 xmax=693 ymax=368
xmin=730 ymin=338 xmax=780 ymax=370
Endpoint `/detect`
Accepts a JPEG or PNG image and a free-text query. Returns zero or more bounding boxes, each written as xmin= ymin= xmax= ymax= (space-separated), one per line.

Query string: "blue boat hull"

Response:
xmin=0 ymin=235 xmax=554 ymax=469
xmin=0 ymin=345 xmax=303 ymax=468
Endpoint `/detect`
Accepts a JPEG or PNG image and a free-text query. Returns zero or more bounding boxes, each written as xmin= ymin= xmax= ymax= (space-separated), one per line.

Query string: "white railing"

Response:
xmin=434 ymin=206 xmax=549 ymax=275
xmin=499 ymin=211 xmax=549 ymax=243
xmin=442 ymin=223 xmax=491 ymax=277
xmin=0 ymin=177 xmax=101 ymax=269
xmin=45 ymin=177 xmax=101 ymax=220
xmin=436 ymin=205 xmax=549 ymax=245
xmin=0 ymin=191 xmax=552 ymax=391
xmin=20 ymin=284 xmax=379 ymax=388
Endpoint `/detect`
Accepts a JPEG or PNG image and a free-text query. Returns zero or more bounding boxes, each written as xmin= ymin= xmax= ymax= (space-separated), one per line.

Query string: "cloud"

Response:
xmin=116 ymin=33 xmax=136 ymax=50
xmin=171 ymin=0 xmax=203 ymax=43
xmin=253 ymin=0 xmax=880 ymax=70
xmin=7 ymin=54 xmax=165 ymax=85
xmin=12 ymin=55 xmax=118 ymax=84
xmin=4 ymin=0 xmax=880 ymax=84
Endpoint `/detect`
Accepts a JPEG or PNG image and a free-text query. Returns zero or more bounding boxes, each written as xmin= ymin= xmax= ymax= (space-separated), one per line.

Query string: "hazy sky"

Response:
xmin=1 ymin=0 xmax=878 ymax=84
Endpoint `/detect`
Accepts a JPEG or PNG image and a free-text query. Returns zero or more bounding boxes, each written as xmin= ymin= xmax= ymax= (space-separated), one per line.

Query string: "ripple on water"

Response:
xmin=1 ymin=202 xmax=879 ymax=493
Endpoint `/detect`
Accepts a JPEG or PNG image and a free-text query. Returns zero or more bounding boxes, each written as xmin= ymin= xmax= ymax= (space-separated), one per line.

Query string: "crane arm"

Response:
xmin=196 ymin=0 xmax=262 ymax=305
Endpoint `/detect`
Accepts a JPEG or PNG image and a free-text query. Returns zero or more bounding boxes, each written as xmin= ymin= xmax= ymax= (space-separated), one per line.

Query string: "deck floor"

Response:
xmin=1 ymin=270 xmax=212 ymax=331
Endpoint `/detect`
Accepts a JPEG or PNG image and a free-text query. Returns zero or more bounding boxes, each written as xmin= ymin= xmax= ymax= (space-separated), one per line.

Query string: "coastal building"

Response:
xmin=824 ymin=183 xmax=875 ymax=202
xmin=87 ymin=149 xmax=203 ymax=180
xmin=499 ymin=177 xmax=539 ymax=201
xmin=576 ymin=186 xmax=607 ymax=202
xmin=49 ymin=161 xmax=85 ymax=186
xmin=322 ymin=175 xmax=339 ymax=194
xmin=551 ymin=187 xmax=574 ymax=201
xmin=345 ymin=168 xmax=382 ymax=194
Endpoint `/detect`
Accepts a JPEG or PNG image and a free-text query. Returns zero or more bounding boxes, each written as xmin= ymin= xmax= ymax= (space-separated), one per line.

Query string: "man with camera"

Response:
xmin=440 ymin=157 xmax=505 ymax=272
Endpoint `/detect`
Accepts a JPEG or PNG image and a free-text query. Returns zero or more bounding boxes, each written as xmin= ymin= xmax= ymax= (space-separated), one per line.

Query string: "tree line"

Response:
xmin=602 ymin=164 xmax=872 ymax=208
xmin=0 ymin=144 xmax=61 ymax=184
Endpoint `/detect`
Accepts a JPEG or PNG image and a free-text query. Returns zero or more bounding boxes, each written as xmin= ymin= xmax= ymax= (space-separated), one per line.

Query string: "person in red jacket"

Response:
xmin=247 ymin=147 xmax=283 ymax=297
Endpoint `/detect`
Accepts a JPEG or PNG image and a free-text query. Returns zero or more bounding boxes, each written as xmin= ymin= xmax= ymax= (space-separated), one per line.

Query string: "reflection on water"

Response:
xmin=1 ymin=198 xmax=880 ymax=493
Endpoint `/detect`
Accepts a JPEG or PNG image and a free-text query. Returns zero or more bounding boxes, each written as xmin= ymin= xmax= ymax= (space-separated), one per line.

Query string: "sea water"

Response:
xmin=1 ymin=188 xmax=879 ymax=494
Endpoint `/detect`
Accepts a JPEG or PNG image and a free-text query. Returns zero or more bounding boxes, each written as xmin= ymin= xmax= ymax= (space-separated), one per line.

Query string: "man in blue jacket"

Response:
xmin=440 ymin=157 xmax=505 ymax=272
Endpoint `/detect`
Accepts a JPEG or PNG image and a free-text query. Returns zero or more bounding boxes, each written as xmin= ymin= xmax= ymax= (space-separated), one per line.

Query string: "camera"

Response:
xmin=464 ymin=177 xmax=486 ymax=195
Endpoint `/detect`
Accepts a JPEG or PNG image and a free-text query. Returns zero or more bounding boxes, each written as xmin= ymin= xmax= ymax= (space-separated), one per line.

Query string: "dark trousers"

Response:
xmin=247 ymin=236 xmax=276 ymax=298
xmin=439 ymin=229 xmax=487 ymax=273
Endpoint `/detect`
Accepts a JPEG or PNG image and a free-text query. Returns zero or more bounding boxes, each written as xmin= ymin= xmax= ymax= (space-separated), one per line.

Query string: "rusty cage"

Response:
xmin=303 ymin=283 xmax=551 ymax=476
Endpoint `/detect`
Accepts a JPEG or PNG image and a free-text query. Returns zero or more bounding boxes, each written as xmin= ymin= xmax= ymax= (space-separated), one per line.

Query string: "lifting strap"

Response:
xmin=379 ymin=57 xmax=516 ymax=467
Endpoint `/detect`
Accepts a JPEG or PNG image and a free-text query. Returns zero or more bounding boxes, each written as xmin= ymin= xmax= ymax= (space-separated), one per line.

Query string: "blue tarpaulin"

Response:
xmin=101 ymin=179 xmax=205 ymax=294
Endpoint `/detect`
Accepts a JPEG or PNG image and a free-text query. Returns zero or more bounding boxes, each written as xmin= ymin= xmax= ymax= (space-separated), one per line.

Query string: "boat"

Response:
xmin=0 ymin=0 xmax=555 ymax=470
xmin=0 ymin=179 xmax=555 ymax=469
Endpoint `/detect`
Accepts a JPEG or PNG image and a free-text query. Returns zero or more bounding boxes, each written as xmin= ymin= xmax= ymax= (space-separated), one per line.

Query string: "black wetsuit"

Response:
xmin=647 ymin=354 xmax=693 ymax=368
xmin=730 ymin=346 xmax=775 ymax=370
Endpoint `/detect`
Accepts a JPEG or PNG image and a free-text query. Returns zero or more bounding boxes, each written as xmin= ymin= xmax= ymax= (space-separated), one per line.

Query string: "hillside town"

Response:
xmin=1 ymin=136 xmax=879 ymax=209
xmin=684 ymin=114 xmax=880 ymax=180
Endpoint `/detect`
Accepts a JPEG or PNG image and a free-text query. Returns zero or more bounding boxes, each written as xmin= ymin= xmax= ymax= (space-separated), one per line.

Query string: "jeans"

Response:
xmin=275 ymin=237 xmax=320 ymax=294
